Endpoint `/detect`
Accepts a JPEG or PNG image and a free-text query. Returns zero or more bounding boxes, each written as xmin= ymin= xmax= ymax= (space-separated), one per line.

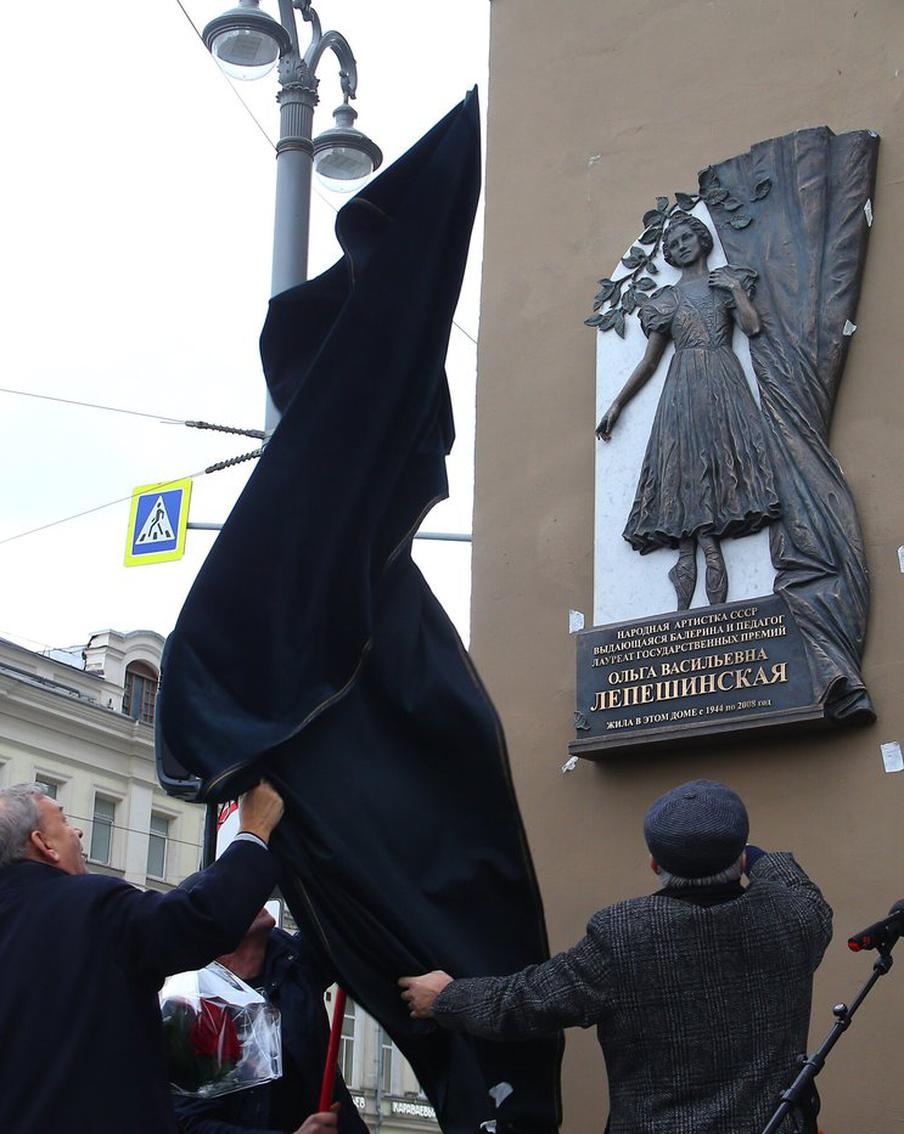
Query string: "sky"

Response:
xmin=0 ymin=1 xmax=489 ymax=655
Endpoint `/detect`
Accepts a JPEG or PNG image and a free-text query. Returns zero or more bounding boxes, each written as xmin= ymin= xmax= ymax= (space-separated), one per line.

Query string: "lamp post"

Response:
xmin=203 ymin=0 xmax=382 ymax=427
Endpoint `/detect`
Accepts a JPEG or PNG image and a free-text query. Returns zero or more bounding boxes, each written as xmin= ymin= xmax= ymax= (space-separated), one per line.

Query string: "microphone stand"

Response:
xmin=759 ymin=939 xmax=897 ymax=1134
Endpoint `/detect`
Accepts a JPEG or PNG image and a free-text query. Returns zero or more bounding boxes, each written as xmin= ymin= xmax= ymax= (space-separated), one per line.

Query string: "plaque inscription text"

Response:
xmin=572 ymin=595 xmax=822 ymax=756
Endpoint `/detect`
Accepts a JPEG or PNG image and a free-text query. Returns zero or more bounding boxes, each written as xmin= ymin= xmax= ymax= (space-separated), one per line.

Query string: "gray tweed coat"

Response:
xmin=433 ymin=853 xmax=831 ymax=1134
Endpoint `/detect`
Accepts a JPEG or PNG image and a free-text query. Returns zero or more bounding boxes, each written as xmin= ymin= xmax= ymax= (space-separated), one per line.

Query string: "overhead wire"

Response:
xmin=452 ymin=319 xmax=479 ymax=347
xmin=0 ymin=491 xmax=156 ymax=548
xmin=0 ymin=383 xmax=264 ymax=548
xmin=0 ymin=387 xmax=265 ymax=439
xmin=0 ymin=453 xmax=262 ymax=549
xmin=66 ymin=812 xmax=204 ymax=853
xmin=0 ymin=386 xmax=185 ymax=425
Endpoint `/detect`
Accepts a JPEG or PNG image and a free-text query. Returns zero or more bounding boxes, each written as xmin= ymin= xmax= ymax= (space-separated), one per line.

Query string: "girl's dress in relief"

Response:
xmin=624 ymin=276 xmax=781 ymax=554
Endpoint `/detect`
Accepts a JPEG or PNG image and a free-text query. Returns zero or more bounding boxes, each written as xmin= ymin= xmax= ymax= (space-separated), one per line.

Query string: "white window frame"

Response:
xmin=33 ymin=772 xmax=67 ymax=802
xmin=146 ymin=811 xmax=170 ymax=879
xmin=122 ymin=662 xmax=159 ymax=725
xmin=338 ymin=998 xmax=363 ymax=1089
xmin=89 ymin=794 xmax=118 ymax=866
xmin=380 ymin=1028 xmax=397 ymax=1096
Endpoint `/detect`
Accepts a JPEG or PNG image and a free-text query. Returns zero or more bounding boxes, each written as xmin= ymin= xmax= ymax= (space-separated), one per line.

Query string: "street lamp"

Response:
xmin=203 ymin=0 xmax=382 ymax=425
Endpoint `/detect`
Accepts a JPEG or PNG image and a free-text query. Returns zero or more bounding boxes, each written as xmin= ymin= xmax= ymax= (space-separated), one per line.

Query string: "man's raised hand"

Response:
xmin=398 ymin=971 xmax=453 ymax=1019
xmin=238 ymin=780 xmax=285 ymax=844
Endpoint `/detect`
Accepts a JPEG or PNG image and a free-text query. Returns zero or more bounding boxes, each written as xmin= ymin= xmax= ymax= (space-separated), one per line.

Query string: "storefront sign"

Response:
xmin=391 ymin=1100 xmax=437 ymax=1120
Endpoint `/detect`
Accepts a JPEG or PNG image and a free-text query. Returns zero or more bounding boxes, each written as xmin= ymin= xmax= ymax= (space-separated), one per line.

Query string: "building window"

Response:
xmin=90 ymin=796 xmax=116 ymax=864
xmin=339 ymin=1000 xmax=357 ymax=1087
xmin=147 ymin=812 xmax=169 ymax=879
xmin=122 ymin=662 xmax=158 ymax=725
xmin=35 ymin=779 xmax=59 ymax=800
xmin=381 ymin=1031 xmax=395 ymax=1095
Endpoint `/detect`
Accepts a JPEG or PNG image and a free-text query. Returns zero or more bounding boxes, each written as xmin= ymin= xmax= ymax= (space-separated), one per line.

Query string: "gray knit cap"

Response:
xmin=644 ymin=779 xmax=749 ymax=879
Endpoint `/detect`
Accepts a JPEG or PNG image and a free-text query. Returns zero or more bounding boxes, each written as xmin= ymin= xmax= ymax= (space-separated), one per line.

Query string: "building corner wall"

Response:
xmin=473 ymin=2 xmax=904 ymax=1129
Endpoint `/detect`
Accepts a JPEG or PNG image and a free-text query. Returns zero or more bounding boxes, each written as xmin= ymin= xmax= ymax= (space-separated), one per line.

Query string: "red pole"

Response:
xmin=319 ymin=987 xmax=347 ymax=1111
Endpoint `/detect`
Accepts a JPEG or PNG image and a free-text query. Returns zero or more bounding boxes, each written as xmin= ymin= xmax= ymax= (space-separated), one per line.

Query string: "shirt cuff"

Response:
xmin=233 ymin=831 xmax=268 ymax=851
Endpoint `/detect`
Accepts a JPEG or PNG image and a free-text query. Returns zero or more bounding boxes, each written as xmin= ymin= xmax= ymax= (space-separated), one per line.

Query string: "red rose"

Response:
xmin=189 ymin=999 xmax=242 ymax=1066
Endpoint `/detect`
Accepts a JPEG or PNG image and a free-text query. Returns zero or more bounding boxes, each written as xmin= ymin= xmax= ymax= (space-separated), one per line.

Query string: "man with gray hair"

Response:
xmin=0 ymin=780 xmax=285 ymax=1134
xmin=400 ymin=779 xmax=832 ymax=1133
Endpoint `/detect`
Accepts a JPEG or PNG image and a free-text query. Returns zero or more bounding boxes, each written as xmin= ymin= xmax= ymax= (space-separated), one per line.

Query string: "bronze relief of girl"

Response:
xmin=596 ymin=213 xmax=780 ymax=610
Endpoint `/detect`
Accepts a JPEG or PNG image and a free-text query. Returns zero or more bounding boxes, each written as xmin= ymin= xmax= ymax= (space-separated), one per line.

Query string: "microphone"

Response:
xmin=848 ymin=901 xmax=904 ymax=952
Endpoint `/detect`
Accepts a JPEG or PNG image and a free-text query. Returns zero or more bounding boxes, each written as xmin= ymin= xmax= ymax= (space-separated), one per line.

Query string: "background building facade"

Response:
xmin=0 ymin=628 xmax=203 ymax=889
xmin=472 ymin=2 xmax=904 ymax=1130
xmin=334 ymin=992 xmax=439 ymax=1133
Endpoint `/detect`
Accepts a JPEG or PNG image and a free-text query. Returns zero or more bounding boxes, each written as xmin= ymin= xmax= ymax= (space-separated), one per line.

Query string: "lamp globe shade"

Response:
xmin=203 ymin=0 xmax=291 ymax=81
xmin=313 ymin=104 xmax=383 ymax=194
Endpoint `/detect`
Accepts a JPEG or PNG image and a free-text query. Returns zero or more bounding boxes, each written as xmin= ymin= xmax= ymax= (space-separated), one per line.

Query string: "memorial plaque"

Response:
xmin=570 ymin=595 xmax=824 ymax=757
xmin=581 ymin=127 xmax=879 ymax=755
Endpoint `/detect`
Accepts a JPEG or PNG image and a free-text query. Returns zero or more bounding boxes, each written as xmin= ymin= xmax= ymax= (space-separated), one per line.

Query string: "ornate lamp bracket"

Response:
xmin=272 ymin=1 xmax=358 ymax=101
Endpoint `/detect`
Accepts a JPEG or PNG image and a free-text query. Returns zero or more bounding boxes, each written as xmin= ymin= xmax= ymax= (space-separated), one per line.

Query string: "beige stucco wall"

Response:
xmin=472 ymin=2 xmax=904 ymax=1129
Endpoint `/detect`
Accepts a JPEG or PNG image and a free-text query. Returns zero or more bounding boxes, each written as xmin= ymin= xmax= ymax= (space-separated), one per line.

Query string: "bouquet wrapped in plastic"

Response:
xmin=160 ymin=961 xmax=283 ymax=1098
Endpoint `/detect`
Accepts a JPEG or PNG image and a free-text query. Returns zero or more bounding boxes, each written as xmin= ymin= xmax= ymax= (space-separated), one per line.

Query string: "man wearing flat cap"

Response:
xmin=399 ymin=779 xmax=831 ymax=1134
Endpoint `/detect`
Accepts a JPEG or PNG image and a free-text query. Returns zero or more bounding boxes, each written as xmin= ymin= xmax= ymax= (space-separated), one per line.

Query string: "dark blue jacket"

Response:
xmin=0 ymin=840 xmax=278 ymax=1134
xmin=173 ymin=928 xmax=367 ymax=1134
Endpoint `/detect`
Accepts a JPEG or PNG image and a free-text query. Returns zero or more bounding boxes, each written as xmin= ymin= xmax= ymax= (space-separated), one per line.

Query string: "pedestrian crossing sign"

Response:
xmin=124 ymin=478 xmax=193 ymax=566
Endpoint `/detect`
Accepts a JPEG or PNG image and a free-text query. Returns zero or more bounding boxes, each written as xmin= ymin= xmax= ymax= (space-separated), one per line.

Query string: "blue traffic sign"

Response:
xmin=124 ymin=479 xmax=193 ymax=566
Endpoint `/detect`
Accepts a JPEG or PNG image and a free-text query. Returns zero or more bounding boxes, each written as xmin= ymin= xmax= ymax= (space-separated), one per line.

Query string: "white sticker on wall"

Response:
xmin=880 ymin=741 xmax=904 ymax=774
xmin=898 ymin=546 xmax=904 ymax=573
xmin=568 ymin=609 xmax=585 ymax=633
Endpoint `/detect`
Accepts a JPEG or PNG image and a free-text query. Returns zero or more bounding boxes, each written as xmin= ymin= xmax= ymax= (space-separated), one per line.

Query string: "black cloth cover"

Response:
xmin=156 ymin=91 xmax=562 ymax=1134
xmin=706 ymin=128 xmax=879 ymax=722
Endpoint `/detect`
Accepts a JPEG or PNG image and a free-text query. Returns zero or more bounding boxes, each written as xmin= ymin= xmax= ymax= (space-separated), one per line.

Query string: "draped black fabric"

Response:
xmin=706 ymin=128 xmax=879 ymax=722
xmin=156 ymin=91 xmax=562 ymax=1134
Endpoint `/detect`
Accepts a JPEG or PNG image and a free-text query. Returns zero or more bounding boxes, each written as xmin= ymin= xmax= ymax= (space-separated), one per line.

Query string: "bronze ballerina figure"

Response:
xmin=596 ymin=213 xmax=780 ymax=610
